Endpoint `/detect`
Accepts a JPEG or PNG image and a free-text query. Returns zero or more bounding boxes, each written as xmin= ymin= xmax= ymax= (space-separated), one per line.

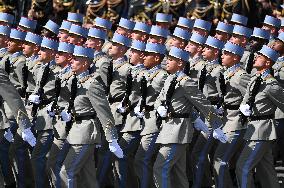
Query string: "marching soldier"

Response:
xmin=58 ymin=20 xmax=72 ymax=42
xmin=116 ymin=18 xmax=135 ymax=38
xmin=147 ymin=25 xmax=169 ymax=45
xmin=67 ymin=24 xmax=88 ymax=46
xmin=133 ymin=42 xmax=168 ymax=188
xmin=153 ymin=46 xmax=223 ymax=188
xmin=0 ymin=12 xmax=14 ymax=27
xmin=114 ymin=40 xmax=147 ymax=188
xmin=176 ymin=17 xmax=194 ymax=33
xmin=46 ymin=41 xmax=74 ymax=188
xmin=185 ymin=32 xmax=207 ymax=82
xmin=28 ymin=37 xmax=59 ymax=188
xmin=66 ymin=12 xmax=84 ymax=25
xmin=237 ymin=45 xmax=282 ymax=188
xmin=229 ymin=13 xmax=248 ymax=26
xmin=17 ymin=17 xmax=37 ymax=33
xmin=155 ymin=13 xmax=172 ymax=30
xmin=192 ymin=18 xmax=212 ymax=37
xmin=132 ymin=22 xmax=151 ymax=42
xmin=191 ymin=36 xmax=225 ymax=188
xmin=94 ymin=17 xmax=113 ymax=55
xmin=244 ymin=28 xmax=270 ymax=74
xmin=229 ymin=25 xmax=252 ymax=67
xmin=214 ymin=21 xmax=234 ymax=43
xmin=59 ymin=45 xmax=123 ymax=187
xmin=41 ymin=20 xmax=60 ymax=40
xmin=168 ymin=27 xmax=191 ymax=49
xmin=262 ymin=15 xmax=281 ymax=41
xmin=213 ymin=42 xmax=251 ymax=188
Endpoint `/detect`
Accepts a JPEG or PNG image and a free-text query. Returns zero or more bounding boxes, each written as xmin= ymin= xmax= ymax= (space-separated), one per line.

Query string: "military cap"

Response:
xmin=281 ymin=18 xmax=284 ymax=27
xmin=216 ymin=22 xmax=233 ymax=34
xmin=18 ymin=17 xmax=37 ymax=31
xmin=232 ymin=25 xmax=252 ymax=38
xmin=263 ymin=15 xmax=281 ymax=28
xmin=257 ymin=45 xmax=279 ymax=62
xmin=69 ymin=24 xmax=88 ymax=38
xmin=111 ymin=33 xmax=131 ymax=47
xmin=67 ymin=12 xmax=84 ymax=24
xmin=88 ymin=28 xmax=107 ymax=40
xmin=41 ymin=37 xmax=58 ymax=50
xmin=73 ymin=45 xmax=94 ymax=59
xmin=43 ymin=20 xmax=59 ymax=35
xmin=177 ymin=17 xmax=194 ymax=30
xmin=58 ymin=42 xmax=74 ymax=54
xmin=222 ymin=41 xmax=244 ymax=57
xmin=172 ymin=27 xmax=191 ymax=41
xmin=25 ymin=32 xmax=42 ymax=45
xmin=118 ymin=18 xmax=135 ymax=30
xmin=276 ymin=32 xmax=284 ymax=43
xmin=251 ymin=27 xmax=270 ymax=40
xmin=130 ymin=40 xmax=146 ymax=51
xmin=193 ymin=19 xmax=212 ymax=31
xmin=204 ymin=36 xmax=224 ymax=50
xmin=59 ymin=20 xmax=72 ymax=32
xmin=94 ymin=17 xmax=112 ymax=30
xmin=0 ymin=12 xmax=14 ymax=24
xmin=145 ymin=42 xmax=166 ymax=55
xmin=149 ymin=25 xmax=169 ymax=38
xmin=10 ymin=29 xmax=26 ymax=41
xmin=230 ymin=13 xmax=248 ymax=26
xmin=133 ymin=22 xmax=151 ymax=34
xmin=168 ymin=47 xmax=189 ymax=62
xmin=0 ymin=25 xmax=10 ymax=36
xmin=189 ymin=32 xmax=207 ymax=45
xmin=155 ymin=13 xmax=172 ymax=23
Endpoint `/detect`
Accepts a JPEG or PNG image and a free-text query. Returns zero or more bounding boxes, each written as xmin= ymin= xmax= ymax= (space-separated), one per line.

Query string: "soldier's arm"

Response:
xmin=15 ymin=60 xmax=25 ymax=88
xmin=96 ymin=58 xmax=110 ymax=86
xmin=267 ymin=81 xmax=284 ymax=112
xmin=87 ymin=74 xmax=118 ymax=141
xmin=236 ymin=72 xmax=251 ymax=96
xmin=0 ymin=69 xmax=32 ymax=130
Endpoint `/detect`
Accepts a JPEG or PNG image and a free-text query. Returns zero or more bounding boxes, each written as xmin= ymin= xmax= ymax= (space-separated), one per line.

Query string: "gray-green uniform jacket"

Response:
xmin=242 ymin=71 xmax=284 ymax=141
xmin=222 ymin=64 xmax=251 ymax=133
xmin=93 ymin=51 xmax=111 ymax=86
xmin=25 ymin=55 xmax=40 ymax=94
xmin=188 ymin=56 xmax=205 ymax=83
xmin=109 ymin=56 xmax=132 ymax=125
xmin=155 ymin=72 xmax=222 ymax=144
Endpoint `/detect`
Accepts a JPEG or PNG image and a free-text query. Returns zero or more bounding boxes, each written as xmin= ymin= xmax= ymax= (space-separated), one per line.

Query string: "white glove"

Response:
xmin=61 ymin=111 xmax=71 ymax=122
xmin=157 ymin=106 xmax=167 ymax=118
xmin=239 ymin=104 xmax=251 ymax=117
xmin=21 ymin=127 xmax=36 ymax=147
xmin=214 ymin=106 xmax=224 ymax=115
xmin=134 ymin=106 xmax=144 ymax=119
xmin=109 ymin=139 xmax=124 ymax=158
xmin=213 ymin=128 xmax=228 ymax=143
xmin=117 ymin=103 xmax=126 ymax=114
xmin=28 ymin=94 xmax=40 ymax=104
xmin=194 ymin=117 xmax=209 ymax=134
xmin=4 ymin=128 xmax=14 ymax=142
xmin=47 ymin=105 xmax=55 ymax=117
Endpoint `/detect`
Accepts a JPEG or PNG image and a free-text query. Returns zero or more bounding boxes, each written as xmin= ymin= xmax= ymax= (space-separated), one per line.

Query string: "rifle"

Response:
xmin=65 ymin=74 xmax=77 ymax=135
xmin=106 ymin=62 xmax=113 ymax=94
xmin=245 ymin=51 xmax=255 ymax=74
xmin=31 ymin=62 xmax=50 ymax=117
xmin=199 ymin=66 xmax=207 ymax=92
xmin=21 ymin=63 xmax=29 ymax=99
xmin=121 ymin=71 xmax=133 ymax=111
xmin=50 ymin=76 xmax=61 ymax=112
xmin=4 ymin=58 xmax=10 ymax=75
xmin=183 ymin=63 xmax=190 ymax=76
xmin=218 ymin=73 xmax=226 ymax=109
xmin=140 ymin=75 xmax=147 ymax=113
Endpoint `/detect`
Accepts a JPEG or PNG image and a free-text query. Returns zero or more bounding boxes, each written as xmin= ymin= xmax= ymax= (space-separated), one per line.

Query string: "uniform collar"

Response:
xmin=10 ymin=51 xmax=22 ymax=59
xmin=147 ymin=64 xmax=161 ymax=74
xmin=77 ymin=70 xmax=89 ymax=79
xmin=134 ymin=63 xmax=145 ymax=69
xmin=61 ymin=64 xmax=71 ymax=74
xmin=113 ymin=55 xmax=127 ymax=64
xmin=260 ymin=69 xmax=271 ymax=79
xmin=0 ymin=47 xmax=7 ymax=53
xmin=43 ymin=59 xmax=56 ymax=67
xmin=206 ymin=58 xmax=219 ymax=65
xmin=276 ymin=56 xmax=284 ymax=62
xmin=94 ymin=50 xmax=104 ymax=57
xmin=26 ymin=54 xmax=38 ymax=62
xmin=224 ymin=63 xmax=241 ymax=79
xmin=175 ymin=70 xmax=186 ymax=78
xmin=190 ymin=55 xmax=202 ymax=66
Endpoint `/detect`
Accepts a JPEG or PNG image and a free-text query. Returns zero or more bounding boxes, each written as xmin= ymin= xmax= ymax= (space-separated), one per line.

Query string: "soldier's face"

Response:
xmin=116 ymin=27 xmax=131 ymax=38
xmin=0 ymin=35 xmax=8 ymax=48
xmin=0 ymin=21 xmax=9 ymax=26
xmin=221 ymin=51 xmax=238 ymax=67
xmin=58 ymin=31 xmax=69 ymax=42
xmin=215 ymin=31 xmax=230 ymax=42
xmin=229 ymin=35 xmax=247 ymax=47
xmin=185 ymin=42 xmax=199 ymax=57
xmin=193 ymin=28 xmax=208 ymax=37
xmin=144 ymin=53 xmax=160 ymax=68
xmin=157 ymin=22 xmax=170 ymax=30
xmin=7 ymin=39 xmax=22 ymax=53
xmin=147 ymin=35 xmax=164 ymax=44
xmin=55 ymin=52 xmax=70 ymax=66
xmin=38 ymin=48 xmax=55 ymax=62
xmin=166 ymin=56 xmax=182 ymax=74
xmin=169 ymin=37 xmax=185 ymax=49
xmin=131 ymin=31 xmax=148 ymax=42
xmin=68 ymin=34 xmax=83 ymax=45
xmin=202 ymin=47 xmax=217 ymax=61
xmin=71 ymin=56 xmax=89 ymax=73
xmin=85 ymin=38 xmax=102 ymax=50
xmin=129 ymin=49 xmax=144 ymax=65
xmin=253 ymin=54 xmax=272 ymax=69
xmin=108 ymin=43 xmax=127 ymax=58
xmin=279 ymin=27 xmax=284 ymax=34
xmin=262 ymin=24 xmax=277 ymax=36
xmin=270 ymin=40 xmax=284 ymax=54
xmin=22 ymin=42 xmax=36 ymax=57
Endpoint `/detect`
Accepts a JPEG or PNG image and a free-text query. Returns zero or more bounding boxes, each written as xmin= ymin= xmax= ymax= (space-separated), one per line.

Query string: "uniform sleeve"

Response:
xmin=96 ymin=58 xmax=110 ymax=87
xmin=237 ymin=73 xmax=251 ymax=96
xmin=267 ymin=82 xmax=284 ymax=112
xmin=0 ymin=69 xmax=32 ymax=130
xmin=87 ymin=75 xmax=118 ymax=141
xmin=15 ymin=60 xmax=25 ymax=88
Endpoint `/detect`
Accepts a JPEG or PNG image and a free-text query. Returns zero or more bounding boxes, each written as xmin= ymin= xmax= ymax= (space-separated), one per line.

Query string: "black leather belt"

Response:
xmin=75 ymin=114 xmax=96 ymax=122
xmin=248 ymin=114 xmax=274 ymax=121
xmin=169 ymin=112 xmax=190 ymax=118
xmin=223 ymin=104 xmax=239 ymax=110
xmin=108 ymin=96 xmax=124 ymax=104
xmin=144 ymin=105 xmax=154 ymax=112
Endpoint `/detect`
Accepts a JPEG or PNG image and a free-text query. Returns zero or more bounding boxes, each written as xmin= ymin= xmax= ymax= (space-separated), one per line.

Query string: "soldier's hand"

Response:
xmin=47 ymin=105 xmax=55 ymax=117
xmin=109 ymin=139 xmax=124 ymax=158
xmin=4 ymin=128 xmax=14 ymax=142
xmin=28 ymin=94 xmax=40 ymax=104
xmin=239 ymin=104 xmax=251 ymax=117
xmin=61 ymin=111 xmax=71 ymax=122
xmin=194 ymin=117 xmax=209 ymax=134
xmin=134 ymin=106 xmax=144 ymax=118
xmin=21 ymin=127 xmax=36 ymax=147
xmin=117 ymin=103 xmax=126 ymax=114
xmin=213 ymin=128 xmax=228 ymax=143
xmin=156 ymin=106 xmax=167 ymax=118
